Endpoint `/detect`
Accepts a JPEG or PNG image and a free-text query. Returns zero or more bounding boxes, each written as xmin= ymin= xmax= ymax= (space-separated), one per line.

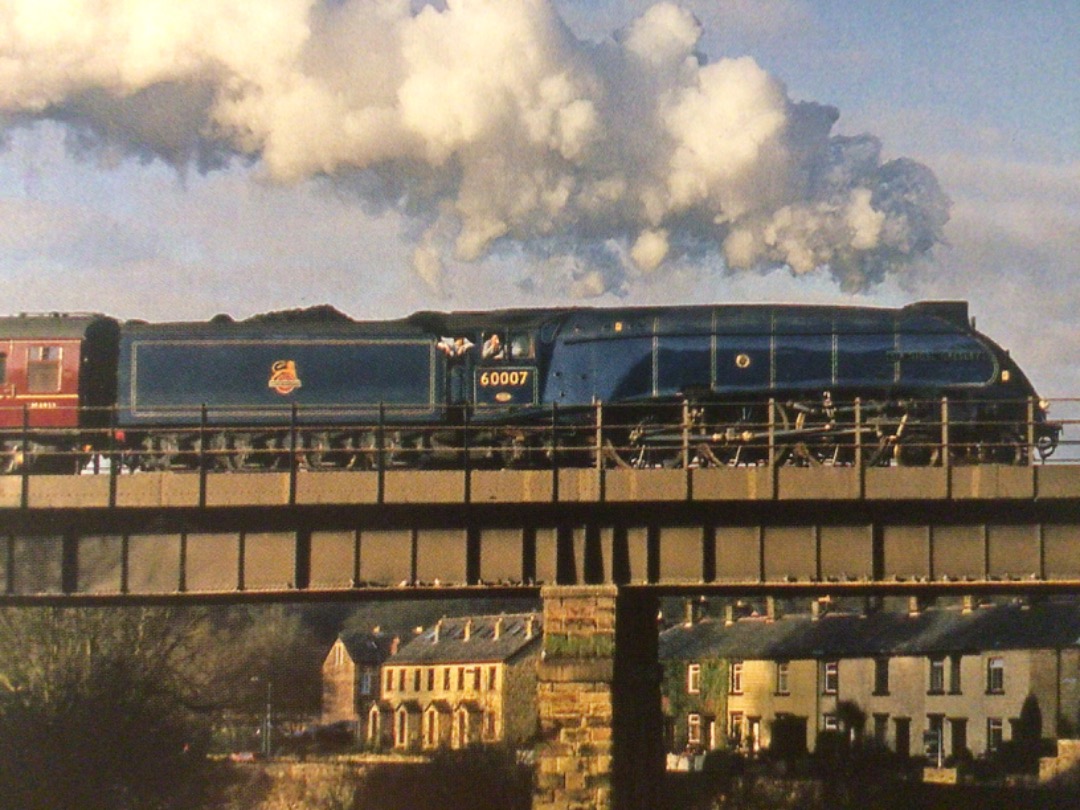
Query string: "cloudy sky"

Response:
xmin=0 ymin=1 xmax=1077 ymax=396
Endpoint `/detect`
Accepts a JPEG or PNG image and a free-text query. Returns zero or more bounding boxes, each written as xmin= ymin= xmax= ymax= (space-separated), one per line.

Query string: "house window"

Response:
xmin=398 ymin=669 xmax=406 ymax=692
xmin=426 ymin=668 xmax=435 ymax=691
xmin=385 ymin=669 xmax=394 ymax=694
xmin=688 ymin=713 xmax=702 ymax=745
xmin=929 ymin=658 xmax=945 ymax=694
xmin=423 ymin=709 xmax=438 ymax=749
xmin=27 ymin=346 xmax=62 ymax=393
xmin=951 ymin=718 xmax=968 ymax=757
xmin=395 ymin=709 xmax=409 ymax=748
xmin=488 ymin=666 xmax=497 ymax=691
xmin=412 ymin=669 xmax=421 ymax=692
xmin=360 ymin=671 xmax=373 ymax=696
xmin=776 ymin=662 xmax=789 ymax=695
xmin=894 ymin=717 xmax=911 ymax=757
xmin=873 ymin=658 xmax=890 ymax=695
xmin=457 ymin=667 xmax=465 ymax=690
xmin=484 ymin=711 xmax=497 ymax=740
xmin=333 ymin=643 xmax=345 ymax=667
xmin=730 ymin=661 xmax=743 ymax=694
xmin=873 ymin=713 xmax=889 ymax=746
xmin=368 ymin=705 xmax=382 ymax=745
xmin=987 ymin=657 xmax=1005 ymax=694
xmin=443 ymin=668 xmax=451 ymax=690
xmin=949 ymin=656 xmax=962 ymax=694
xmin=823 ymin=661 xmax=839 ymax=695
xmin=687 ymin=663 xmax=701 ymax=694
xmin=728 ymin=712 xmax=743 ymax=746
xmin=823 ymin=714 xmax=839 ymax=732
xmin=926 ymin=715 xmax=944 ymax=761
xmin=987 ymin=718 xmax=1004 ymax=752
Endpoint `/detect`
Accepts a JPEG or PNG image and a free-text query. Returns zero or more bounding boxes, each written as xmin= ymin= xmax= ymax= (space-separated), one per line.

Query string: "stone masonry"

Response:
xmin=535 ymin=585 xmax=618 ymax=810
xmin=534 ymin=585 xmax=662 ymax=810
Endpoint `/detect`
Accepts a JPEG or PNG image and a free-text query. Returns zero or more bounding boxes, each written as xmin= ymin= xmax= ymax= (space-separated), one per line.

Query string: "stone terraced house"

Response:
xmin=660 ymin=598 xmax=1080 ymax=762
xmin=370 ymin=612 xmax=542 ymax=751
xmin=321 ymin=629 xmax=400 ymax=738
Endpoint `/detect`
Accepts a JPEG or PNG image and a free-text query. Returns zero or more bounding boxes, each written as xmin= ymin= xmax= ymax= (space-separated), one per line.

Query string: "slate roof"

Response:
xmin=388 ymin=613 xmax=542 ymax=665
xmin=338 ymin=631 xmax=398 ymax=666
xmin=659 ymin=599 xmax=1080 ymax=662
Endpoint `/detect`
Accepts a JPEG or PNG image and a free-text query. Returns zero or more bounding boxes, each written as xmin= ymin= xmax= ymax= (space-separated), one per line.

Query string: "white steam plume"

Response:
xmin=0 ymin=0 xmax=949 ymax=294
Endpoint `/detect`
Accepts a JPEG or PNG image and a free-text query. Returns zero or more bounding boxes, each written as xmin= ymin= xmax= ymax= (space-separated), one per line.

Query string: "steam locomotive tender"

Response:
xmin=0 ymin=301 xmax=1060 ymax=472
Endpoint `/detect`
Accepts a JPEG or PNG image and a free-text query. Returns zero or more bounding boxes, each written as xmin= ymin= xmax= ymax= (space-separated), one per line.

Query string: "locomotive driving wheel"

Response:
xmin=140 ymin=433 xmax=181 ymax=471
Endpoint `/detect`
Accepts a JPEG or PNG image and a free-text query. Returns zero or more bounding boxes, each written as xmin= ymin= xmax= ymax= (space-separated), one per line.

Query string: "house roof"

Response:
xmin=388 ymin=613 xmax=541 ymax=665
xmin=659 ymin=599 xmax=1080 ymax=662
xmin=337 ymin=631 xmax=398 ymax=666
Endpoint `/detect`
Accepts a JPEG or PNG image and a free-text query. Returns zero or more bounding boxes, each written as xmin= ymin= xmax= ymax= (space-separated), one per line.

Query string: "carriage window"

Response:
xmin=27 ymin=346 xmax=62 ymax=393
xmin=508 ymin=332 xmax=534 ymax=360
xmin=0 ymin=353 xmax=6 ymax=384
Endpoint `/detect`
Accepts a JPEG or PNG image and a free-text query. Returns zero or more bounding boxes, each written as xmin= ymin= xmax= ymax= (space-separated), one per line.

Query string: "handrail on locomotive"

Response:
xmin=0 ymin=394 xmax=1066 ymax=475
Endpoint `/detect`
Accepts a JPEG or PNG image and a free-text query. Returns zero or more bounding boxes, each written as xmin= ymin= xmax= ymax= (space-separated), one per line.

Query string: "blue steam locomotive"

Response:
xmin=0 ymin=301 xmax=1060 ymax=471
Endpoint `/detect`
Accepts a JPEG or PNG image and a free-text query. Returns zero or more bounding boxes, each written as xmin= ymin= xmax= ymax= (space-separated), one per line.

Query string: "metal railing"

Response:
xmin=0 ymin=396 xmax=1074 ymax=482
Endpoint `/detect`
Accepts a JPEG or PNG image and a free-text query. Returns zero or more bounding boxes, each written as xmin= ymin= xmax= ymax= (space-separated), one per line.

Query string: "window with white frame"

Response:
xmin=728 ymin=712 xmax=743 ymax=745
xmin=823 ymin=661 xmax=839 ymax=694
xmin=687 ymin=663 xmax=701 ymax=694
xmin=823 ymin=714 xmax=839 ymax=731
xmin=730 ymin=661 xmax=743 ymax=694
xmin=986 ymin=657 xmax=1005 ymax=694
xmin=929 ymin=657 xmax=945 ymax=694
xmin=687 ymin=713 xmax=702 ymax=745
xmin=987 ymin=718 xmax=1004 ymax=752
xmin=776 ymin=661 xmax=789 ymax=695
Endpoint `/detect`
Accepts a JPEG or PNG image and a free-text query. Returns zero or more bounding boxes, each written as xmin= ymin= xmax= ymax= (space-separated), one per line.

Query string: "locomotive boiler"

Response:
xmin=0 ymin=301 xmax=1060 ymax=472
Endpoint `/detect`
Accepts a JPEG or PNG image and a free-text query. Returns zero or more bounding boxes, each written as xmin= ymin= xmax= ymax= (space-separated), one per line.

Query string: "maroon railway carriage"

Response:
xmin=0 ymin=313 xmax=118 ymax=470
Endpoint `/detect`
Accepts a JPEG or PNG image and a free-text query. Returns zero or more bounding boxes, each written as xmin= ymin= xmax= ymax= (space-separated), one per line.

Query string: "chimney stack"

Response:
xmin=434 ymin=619 xmax=443 ymax=643
xmin=494 ymin=617 xmax=503 ymax=640
xmin=525 ymin=615 xmax=536 ymax=639
xmin=724 ymin=604 xmax=735 ymax=626
xmin=464 ymin=619 xmax=473 ymax=641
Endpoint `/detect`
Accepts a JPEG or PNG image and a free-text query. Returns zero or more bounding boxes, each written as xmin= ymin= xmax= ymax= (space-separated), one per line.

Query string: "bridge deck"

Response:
xmin=1 ymin=465 xmax=1078 ymax=603
xmin=1 ymin=464 xmax=1078 ymax=510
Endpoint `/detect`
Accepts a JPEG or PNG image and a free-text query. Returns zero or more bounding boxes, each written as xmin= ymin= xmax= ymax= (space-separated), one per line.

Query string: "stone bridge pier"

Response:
xmin=535 ymin=586 xmax=663 ymax=810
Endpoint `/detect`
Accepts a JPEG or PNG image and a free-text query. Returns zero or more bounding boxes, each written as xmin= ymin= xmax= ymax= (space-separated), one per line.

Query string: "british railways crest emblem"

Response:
xmin=269 ymin=360 xmax=302 ymax=394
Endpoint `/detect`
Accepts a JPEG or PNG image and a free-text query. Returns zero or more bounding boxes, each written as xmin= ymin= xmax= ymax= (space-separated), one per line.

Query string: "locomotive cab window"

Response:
xmin=508 ymin=332 xmax=534 ymax=360
xmin=27 ymin=346 xmax=62 ymax=393
xmin=481 ymin=331 xmax=507 ymax=361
